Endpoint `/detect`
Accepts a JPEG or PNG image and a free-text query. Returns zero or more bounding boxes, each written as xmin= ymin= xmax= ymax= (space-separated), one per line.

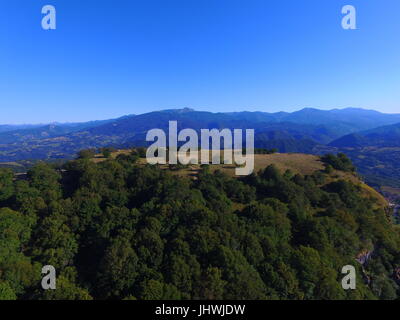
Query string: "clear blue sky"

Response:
xmin=1 ymin=0 xmax=399 ymax=123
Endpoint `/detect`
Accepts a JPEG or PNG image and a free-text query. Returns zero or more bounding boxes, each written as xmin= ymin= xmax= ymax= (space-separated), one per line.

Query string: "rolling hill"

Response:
xmin=0 ymin=118 xmax=119 ymax=144
xmin=92 ymin=149 xmax=389 ymax=209
xmin=1 ymin=107 xmax=400 ymax=162
xmin=330 ymin=123 xmax=400 ymax=148
xmin=1 ymin=105 xmax=400 ymax=201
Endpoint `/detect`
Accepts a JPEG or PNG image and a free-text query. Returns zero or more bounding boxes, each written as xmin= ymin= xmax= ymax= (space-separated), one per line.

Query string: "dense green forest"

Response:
xmin=0 ymin=152 xmax=400 ymax=300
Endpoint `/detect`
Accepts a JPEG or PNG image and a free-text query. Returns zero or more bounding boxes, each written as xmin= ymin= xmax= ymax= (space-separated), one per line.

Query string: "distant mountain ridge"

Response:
xmin=76 ymin=107 xmax=400 ymax=138
xmin=0 ymin=118 xmax=124 ymax=144
xmin=0 ymin=124 xmax=46 ymax=133
xmin=0 ymin=107 xmax=400 ymax=162
xmin=329 ymin=122 xmax=400 ymax=148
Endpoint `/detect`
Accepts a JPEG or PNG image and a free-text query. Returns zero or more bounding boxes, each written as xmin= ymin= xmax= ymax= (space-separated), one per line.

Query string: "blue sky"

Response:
xmin=1 ymin=0 xmax=400 ymax=123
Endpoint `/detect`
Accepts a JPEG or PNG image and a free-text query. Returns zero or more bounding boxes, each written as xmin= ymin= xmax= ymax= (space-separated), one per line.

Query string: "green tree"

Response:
xmin=100 ymin=147 xmax=116 ymax=158
xmin=77 ymin=149 xmax=96 ymax=159
xmin=27 ymin=162 xmax=62 ymax=203
xmin=97 ymin=236 xmax=139 ymax=298
xmin=0 ymin=281 xmax=17 ymax=300
xmin=0 ymin=168 xmax=14 ymax=202
xmin=39 ymin=276 xmax=92 ymax=300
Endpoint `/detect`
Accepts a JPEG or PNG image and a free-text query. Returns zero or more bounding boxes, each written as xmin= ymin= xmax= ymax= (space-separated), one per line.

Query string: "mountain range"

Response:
xmin=1 ymin=107 xmax=400 ymax=192
xmin=329 ymin=122 xmax=400 ymax=148
xmin=0 ymin=107 xmax=399 ymax=162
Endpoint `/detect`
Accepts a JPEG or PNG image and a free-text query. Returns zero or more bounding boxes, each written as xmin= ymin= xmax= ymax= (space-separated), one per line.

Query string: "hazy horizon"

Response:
xmin=2 ymin=106 xmax=400 ymax=126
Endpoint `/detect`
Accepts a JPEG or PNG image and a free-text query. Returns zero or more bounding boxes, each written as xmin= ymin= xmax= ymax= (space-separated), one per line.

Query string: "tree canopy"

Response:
xmin=0 ymin=155 xmax=399 ymax=300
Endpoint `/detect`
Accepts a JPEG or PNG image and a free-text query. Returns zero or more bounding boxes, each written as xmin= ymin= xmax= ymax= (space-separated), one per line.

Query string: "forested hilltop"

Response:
xmin=2 ymin=108 xmax=400 ymax=207
xmin=1 ymin=151 xmax=400 ymax=300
